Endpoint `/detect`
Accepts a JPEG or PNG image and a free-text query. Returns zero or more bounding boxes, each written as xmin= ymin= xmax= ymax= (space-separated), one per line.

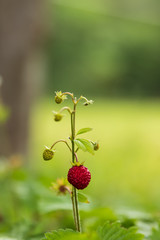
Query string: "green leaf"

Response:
xmin=78 ymin=192 xmax=90 ymax=203
xmin=42 ymin=222 xmax=145 ymax=240
xmin=74 ymin=138 xmax=94 ymax=154
xmin=78 ymin=139 xmax=94 ymax=154
xmin=76 ymin=128 xmax=93 ymax=135
xmin=149 ymin=224 xmax=160 ymax=240
xmin=98 ymin=222 xmax=144 ymax=240
xmin=42 ymin=229 xmax=89 ymax=240
xmin=42 ymin=229 xmax=74 ymax=240
xmin=74 ymin=139 xmax=86 ymax=151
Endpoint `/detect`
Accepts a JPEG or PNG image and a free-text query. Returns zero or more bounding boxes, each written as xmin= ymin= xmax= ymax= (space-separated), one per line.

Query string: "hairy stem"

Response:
xmin=71 ymin=103 xmax=81 ymax=232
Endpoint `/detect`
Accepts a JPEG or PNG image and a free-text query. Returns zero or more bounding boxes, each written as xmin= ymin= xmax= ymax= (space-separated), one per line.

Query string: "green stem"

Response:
xmin=59 ymin=106 xmax=72 ymax=114
xmin=62 ymin=92 xmax=74 ymax=103
xmin=50 ymin=139 xmax=79 ymax=162
xmin=71 ymin=103 xmax=81 ymax=232
xmin=50 ymin=139 xmax=71 ymax=151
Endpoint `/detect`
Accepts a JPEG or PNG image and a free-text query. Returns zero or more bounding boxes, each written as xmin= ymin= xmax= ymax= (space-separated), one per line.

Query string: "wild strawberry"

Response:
xmin=54 ymin=113 xmax=63 ymax=121
xmin=43 ymin=147 xmax=55 ymax=161
xmin=52 ymin=111 xmax=63 ymax=121
xmin=55 ymin=95 xmax=62 ymax=104
xmin=67 ymin=165 xmax=91 ymax=190
xmin=55 ymin=91 xmax=67 ymax=104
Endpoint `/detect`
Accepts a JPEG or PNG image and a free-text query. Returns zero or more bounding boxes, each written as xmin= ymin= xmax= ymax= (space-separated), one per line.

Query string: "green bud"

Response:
xmin=83 ymin=100 xmax=94 ymax=106
xmin=55 ymin=95 xmax=62 ymax=104
xmin=43 ymin=148 xmax=55 ymax=161
xmin=55 ymin=91 xmax=67 ymax=104
xmin=92 ymin=142 xmax=99 ymax=151
xmin=54 ymin=113 xmax=63 ymax=121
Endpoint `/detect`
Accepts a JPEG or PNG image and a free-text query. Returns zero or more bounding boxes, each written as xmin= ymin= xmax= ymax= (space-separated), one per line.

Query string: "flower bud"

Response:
xmin=54 ymin=112 xmax=63 ymax=121
xmin=55 ymin=95 xmax=62 ymax=104
xmin=83 ymin=100 xmax=94 ymax=106
xmin=92 ymin=142 xmax=99 ymax=151
xmin=55 ymin=91 xmax=67 ymax=104
xmin=43 ymin=147 xmax=55 ymax=161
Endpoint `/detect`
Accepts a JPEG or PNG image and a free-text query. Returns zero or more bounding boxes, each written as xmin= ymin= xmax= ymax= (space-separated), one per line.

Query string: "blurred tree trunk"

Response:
xmin=0 ymin=0 xmax=47 ymax=158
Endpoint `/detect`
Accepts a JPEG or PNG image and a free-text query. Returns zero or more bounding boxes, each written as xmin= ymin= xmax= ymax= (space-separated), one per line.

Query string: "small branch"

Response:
xmin=75 ymin=147 xmax=79 ymax=153
xmin=50 ymin=139 xmax=71 ymax=152
xmin=59 ymin=106 xmax=72 ymax=114
xmin=74 ymin=152 xmax=79 ymax=163
xmin=50 ymin=139 xmax=79 ymax=162
xmin=76 ymin=96 xmax=93 ymax=106
xmin=64 ymin=186 xmax=72 ymax=195
xmin=77 ymin=95 xmax=88 ymax=104
xmin=62 ymin=92 xmax=74 ymax=102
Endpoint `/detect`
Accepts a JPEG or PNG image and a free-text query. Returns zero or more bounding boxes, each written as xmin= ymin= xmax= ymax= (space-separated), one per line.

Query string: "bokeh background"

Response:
xmin=0 ymin=0 xmax=160 ymax=237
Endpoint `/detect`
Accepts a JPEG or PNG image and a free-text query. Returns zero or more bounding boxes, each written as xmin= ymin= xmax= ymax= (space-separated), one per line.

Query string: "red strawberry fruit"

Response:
xmin=67 ymin=165 xmax=91 ymax=190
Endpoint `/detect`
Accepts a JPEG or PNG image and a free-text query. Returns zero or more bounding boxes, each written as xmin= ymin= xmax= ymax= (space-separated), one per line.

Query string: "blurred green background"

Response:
xmin=46 ymin=0 xmax=160 ymax=97
xmin=30 ymin=98 xmax=160 ymax=211
xmin=0 ymin=0 xmax=160 ymax=238
xmin=34 ymin=0 xmax=160 ymax=209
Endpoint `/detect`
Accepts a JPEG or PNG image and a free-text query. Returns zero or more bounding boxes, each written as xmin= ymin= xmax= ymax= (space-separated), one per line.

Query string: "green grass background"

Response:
xmin=30 ymin=98 xmax=160 ymax=212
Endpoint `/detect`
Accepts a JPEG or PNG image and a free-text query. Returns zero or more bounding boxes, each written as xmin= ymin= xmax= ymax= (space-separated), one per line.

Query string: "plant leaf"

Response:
xmin=42 ymin=229 xmax=74 ymax=240
xmin=42 ymin=222 xmax=144 ymax=240
xmin=78 ymin=192 xmax=90 ymax=203
xmin=149 ymin=224 xmax=160 ymax=240
xmin=42 ymin=229 xmax=90 ymax=240
xmin=76 ymin=128 xmax=93 ymax=135
xmin=98 ymin=221 xmax=144 ymax=240
xmin=74 ymin=139 xmax=86 ymax=151
xmin=75 ymin=138 xmax=94 ymax=154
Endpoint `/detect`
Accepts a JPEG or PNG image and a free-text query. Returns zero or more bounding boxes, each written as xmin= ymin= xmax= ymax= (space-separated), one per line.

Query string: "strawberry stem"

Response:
xmin=50 ymin=139 xmax=71 ymax=150
xmin=70 ymin=102 xmax=81 ymax=232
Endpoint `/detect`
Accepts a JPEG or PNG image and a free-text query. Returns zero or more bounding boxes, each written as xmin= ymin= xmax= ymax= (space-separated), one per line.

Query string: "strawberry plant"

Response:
xmin=41 ymin=91 xmax=147 ymax=240
xmin=0 ymin=91 xmax=159 ymax=239
xmin=43 ymin=91 xmax=97 ymax=232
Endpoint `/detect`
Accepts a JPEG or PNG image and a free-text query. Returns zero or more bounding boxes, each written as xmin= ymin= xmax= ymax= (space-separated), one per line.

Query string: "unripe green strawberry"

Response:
xmin=67 ymin=165 xmax=91 ymax=190
xmin=55 ymin=95 xmax=62 ymax=104
xmin=54 ymin=91 xmax=67 ymax=104
xmin=43 ymin=147 xmax=55 ymax=161
xmin=54 ymin=113 xmax=63 ymax=121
